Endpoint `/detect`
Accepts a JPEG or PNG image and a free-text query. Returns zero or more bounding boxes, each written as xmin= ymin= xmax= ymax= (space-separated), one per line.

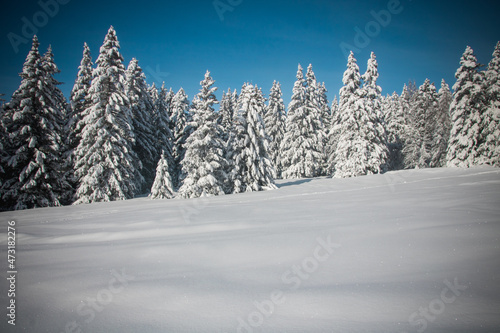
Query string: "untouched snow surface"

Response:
xmin=1 ymin=166 xmax=500 ymax=332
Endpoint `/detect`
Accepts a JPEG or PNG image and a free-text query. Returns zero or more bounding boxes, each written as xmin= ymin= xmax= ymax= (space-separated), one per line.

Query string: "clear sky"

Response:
xmin=1 ymin=0 xmax=499 ymax=106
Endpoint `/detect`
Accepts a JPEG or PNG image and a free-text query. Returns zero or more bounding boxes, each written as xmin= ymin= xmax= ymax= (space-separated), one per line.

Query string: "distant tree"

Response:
xmin=125 ymin=58 xmax=157 ymax=192
xmin=73 ymin=26 xmax=139 ymax=204
xmin=447 ymin=46 xmax=485 ymax=167
xmin=227 ymin=83 xmax=276 ymax=193
xmin=264 ymin=81 xmax=286 ymax=178
xmin=479 ymin=41 xmax=500 ymax=166
xmin=1 ymin=37 xmax=69 ymax=210
xmin=150 ymin=150 xmax=175 ymax=199
xmin=178 ymin=71 xmax=228 ymax=198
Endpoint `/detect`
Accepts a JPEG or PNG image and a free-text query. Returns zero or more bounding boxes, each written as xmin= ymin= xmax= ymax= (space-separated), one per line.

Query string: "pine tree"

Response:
xmin=73 ymin=26 xmax=139 ymax=204
xmin=1 ymin=37 xmax=69 ymax=210
xmin=447 ymin=46 xmax=485 ymax=167
xmin=171 ymin=88 xmax=191 ymax=189
xmin=150 ymin=151 xmax=175 ymax=199
xmin=227 ymin=83 xmax=276 ymax=193
xmin=125 ymin=58 xmax=157 ymax=192
xmin=281 ymin=64 xmax=325 ymax=178
xmin=264 ymin=81 xmax=286 ymax=178
xmin=333 ymin=51 xmax=389 ymax=178
xmin=178 ymin=71 xmax=228 ymax=198
xmin=479 ymin=41 xmax=500 ymax=166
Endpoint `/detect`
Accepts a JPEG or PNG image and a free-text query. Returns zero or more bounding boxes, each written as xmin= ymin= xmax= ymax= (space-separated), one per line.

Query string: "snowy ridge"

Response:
xmin=1 ymin=167 xmax=500 ymax=332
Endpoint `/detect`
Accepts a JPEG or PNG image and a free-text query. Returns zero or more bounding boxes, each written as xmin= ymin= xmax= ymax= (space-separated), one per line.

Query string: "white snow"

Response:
xmin=1 ymin=166 xmax=500 ymax=332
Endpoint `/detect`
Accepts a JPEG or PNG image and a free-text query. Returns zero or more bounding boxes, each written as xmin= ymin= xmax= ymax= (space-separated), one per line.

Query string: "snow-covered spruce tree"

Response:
xmin=433 ymin=79 xmax=452 ymax=167
xmin=403 ymin=79 xmax=441 ymax=169
xmin=73 ymin=26 xmax=139 ymax=204
xmin=479 ymin=41 xmax=500 ymax=166
xmin=446 ymin=46 xmax=485 ymax=167
xmin=318 ymin=82 xmax=331 ymax=130
xmin=148 ymin=83 xmax=159 ymax=106
xmin=326 ymin=96 xmax=340 ymax=174
xmin=150 ymin=150 xmax=175 ymax=199
xmin=1 ymin=37 xmax=69 ymax=210
xmin=281 ymin=64 xmax=326 ymax=178
xmin=384 ymin=91 xmax=412 ymax=170
xmin=164 ymin=87 xmax=175 ymax=131
xmin=177 ymin=71 xmax=228 ymax=198
xmin=125 ymin=58 xmax=157 ymax=192
xmin=218 ymin=88 xmax=237 ymax=140
xmin=264 ymin=81 xmax=286 ymax=178
xmin=152 ymin=83 xmax=175 ymax=175
xmin=170 ymin=88 xmax=191 ymax=189
xmin=0 ymin=97 xmax=10 ymax=208
xmin=227 ymin=83 xmax=276 ymax=193
xmin=305 ymin=64 xmax=328 ymax=175
xmin=333 ymin=51 xmax=389 ymax=178
xmin=68 ymin=43 xmax=93 ymax=164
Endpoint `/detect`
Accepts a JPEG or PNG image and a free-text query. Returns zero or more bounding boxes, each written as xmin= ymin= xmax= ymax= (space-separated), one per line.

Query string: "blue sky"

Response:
xmin=1 ymin=0 xmax=499 ymax=106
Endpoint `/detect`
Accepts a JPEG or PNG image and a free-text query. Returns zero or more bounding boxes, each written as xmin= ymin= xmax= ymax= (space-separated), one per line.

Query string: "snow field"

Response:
xmin=0 ymin=166 xmax=499 ymax=332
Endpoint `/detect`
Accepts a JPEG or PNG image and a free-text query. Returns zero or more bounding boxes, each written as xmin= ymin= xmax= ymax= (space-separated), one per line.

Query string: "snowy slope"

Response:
xmin=1 ymin=167 xmax=500 ymax=333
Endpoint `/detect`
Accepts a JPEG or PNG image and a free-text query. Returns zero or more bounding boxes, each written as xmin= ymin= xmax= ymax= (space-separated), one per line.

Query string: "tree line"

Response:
xmin=0 ymin=26 xmax=498 ymax=210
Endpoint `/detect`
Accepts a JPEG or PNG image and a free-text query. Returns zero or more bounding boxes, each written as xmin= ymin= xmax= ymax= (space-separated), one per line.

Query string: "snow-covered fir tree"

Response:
xmin=281 ymin=64 xmax=326 ymax=178
xmin=150 ymin=150 xmax=175 ymax=200
xmin=264 ymin=81 xmax=286 ymax=178
xmin=403 ymin=79 xmax=441 ymax=169
xmin=152 ymin=83 xmax=175 ymax=179
xmin=479 ymin=41 xmax=500 ymax=166
xmin=170 ymin=88 xmax=191 ymax=189
xmin=73 ymin=26 xmax=139 ymax=204
xmin=326 ymin=96 xmax=340 ymax=175
xmin=178 ymin=71 xmax=228 ymax=198
xmin=305 ymin=64 xmax=328 ymax=175
xmin=218 ymin=88 xmax=237 ymax=140
xmin=318 ymin=82 xmax=331 ymax=130
xmin=125 ymin=58 xmax=157 ymax=192
xmin=148 ymin=83 xmax=159 ymax=105
xmin=0 ymin=96 xmax=9 ymax=208
xmin=446 ymin=46 xmax=485 ymax=167
xmin=383 ymin=91 xmax=412 ymax=170
xmin=434 ymin=79 xmax=452 ymax=167
xmin=227 ymin=83 xmax=276 ymax=193
xmin=333 ymin=51 xmax=389 ymax=178
xmin=1 ymin=37 xmax=70 ymax=210
xmin=68 ymin=43 xmax=93 ymax=164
